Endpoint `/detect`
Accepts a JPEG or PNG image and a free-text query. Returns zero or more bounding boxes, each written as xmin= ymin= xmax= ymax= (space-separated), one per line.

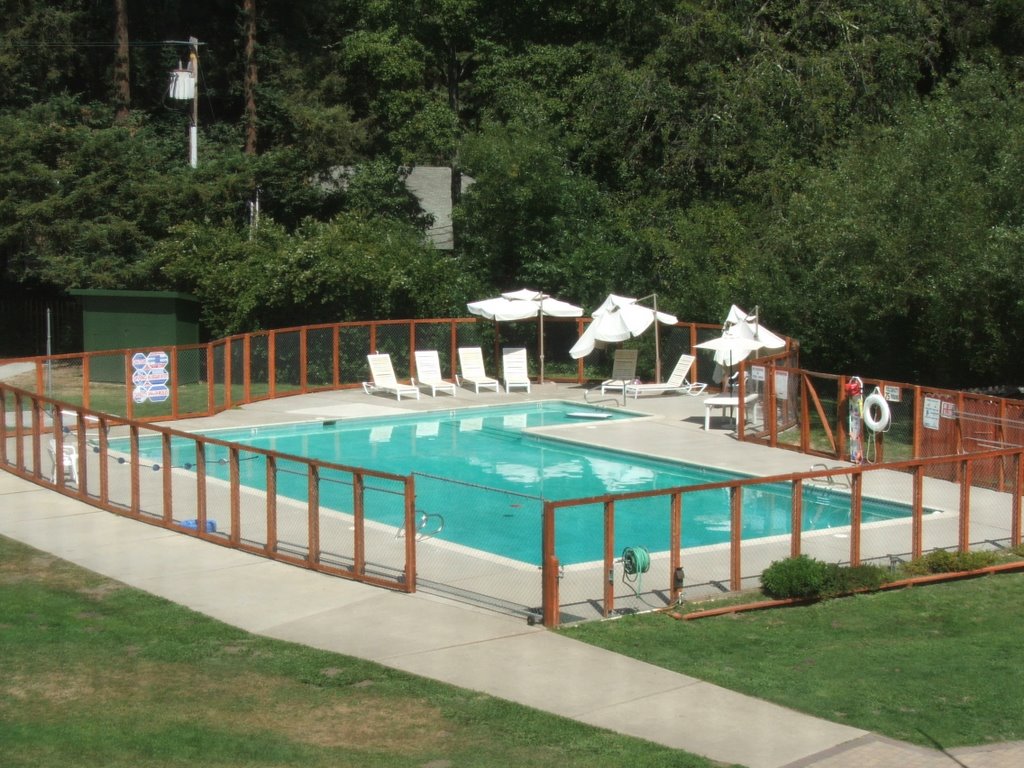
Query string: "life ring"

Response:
xmin=863 ymin=390 xmax=891 ymax=432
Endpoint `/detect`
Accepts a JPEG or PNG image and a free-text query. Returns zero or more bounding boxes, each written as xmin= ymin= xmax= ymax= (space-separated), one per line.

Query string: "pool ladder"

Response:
xmin=582 ymin=387 xmax=619 ymax=407
xmin=809 ymin=463 xmax=850 ymax=488
xmin=396 ymin=511 xmax=445 ymax=541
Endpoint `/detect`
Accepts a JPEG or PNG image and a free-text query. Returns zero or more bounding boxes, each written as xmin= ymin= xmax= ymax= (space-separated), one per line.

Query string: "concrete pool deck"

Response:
xmin=2 ymin=381 xmax=1023 ymax=767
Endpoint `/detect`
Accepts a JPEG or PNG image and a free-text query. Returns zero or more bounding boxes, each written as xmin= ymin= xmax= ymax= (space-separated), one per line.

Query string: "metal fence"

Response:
xmin=538 ymin=451 xmax=1023 ymax=625
xmin=1 ymin=386 xmax=417 ymax=593
xmin=1 ymin=317 xmax=735 ymax=423
xmin=5 ymin=316 xmax=1024 ymax=626
xmin=737 ymin=359 xmax=1024 ymax=492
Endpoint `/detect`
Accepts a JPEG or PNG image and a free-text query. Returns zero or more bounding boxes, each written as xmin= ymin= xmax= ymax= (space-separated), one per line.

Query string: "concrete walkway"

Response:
xmin=3 ymin=386 xmax=1023 ymax=767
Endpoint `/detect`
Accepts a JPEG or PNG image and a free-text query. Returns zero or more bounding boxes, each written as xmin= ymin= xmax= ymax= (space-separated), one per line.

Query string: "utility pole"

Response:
xmin=188 ymin=36 xmax=199 ymax=168
xmin=167 ymin=38 xmax=201 ymax=167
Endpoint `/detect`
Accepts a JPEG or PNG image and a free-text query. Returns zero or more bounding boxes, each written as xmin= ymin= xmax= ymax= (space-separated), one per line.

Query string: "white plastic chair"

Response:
xmin=413 ymin=350 xmax=457 ymax=397
xmin=365 ymin=353 xmax=420 ymax=400
xmin=600 ymin=349 xmax=639 ymax=394
xmin=502 ymin=347 xmax=532 ymax=393
xmin=456 ymin=347 xmax=500 ymax=393
xmin=48 ymin=438 xmax=79 ymax=485
xmin=624 ymin=354 xmax=707 ymax=398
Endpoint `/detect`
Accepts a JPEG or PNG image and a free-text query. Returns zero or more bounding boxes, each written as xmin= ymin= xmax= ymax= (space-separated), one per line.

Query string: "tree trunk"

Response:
xmin=113 ymin=0 xmax=130 ymax=121
xmin=243 ymin=0 xmax=258 ymax=155
xmin=447 ymin=40 xmax=460 ymax=247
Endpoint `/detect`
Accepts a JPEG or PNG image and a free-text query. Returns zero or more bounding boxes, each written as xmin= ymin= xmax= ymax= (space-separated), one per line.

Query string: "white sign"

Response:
xmin=751 ymin=365 xmax=765 ymax=382
xmin=774 ymin=370 xmax=789 ymax=400
xmin=923 ymin=397 xmax=941 ymax=430
xmin=883 ymin=385 xmax=901 ymax=402
xmin=147 ymin=384 xmax=170 ymax=403
xmin=131 ymin=350 xmax=171 ymax=404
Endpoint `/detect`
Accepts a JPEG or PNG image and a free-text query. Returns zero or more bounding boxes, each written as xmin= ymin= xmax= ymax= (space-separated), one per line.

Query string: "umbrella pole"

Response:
xmin=653 ymin=294 xmax=662 ymax=383
xmin=538 ymin=309 xmax=545 ymax=384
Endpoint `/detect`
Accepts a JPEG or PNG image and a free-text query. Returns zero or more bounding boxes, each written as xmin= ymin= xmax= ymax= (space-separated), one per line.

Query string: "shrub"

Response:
xmin=762 ymin=557 xmax=894 ymax=599
xmin=761 ymin=556 xmax=831 ymax=599
xmin=826 ymin=563 xmax=892 ymax=596
xmin=902 ymin=549 xmax=1001 ymax=576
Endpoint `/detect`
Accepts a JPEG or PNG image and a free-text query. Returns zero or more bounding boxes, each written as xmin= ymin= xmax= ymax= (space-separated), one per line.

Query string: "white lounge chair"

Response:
xmin=600 ymin=348 xmax=639 ymax=394
xmin=413 ymin=350 xmax=457 ymax=397
xmin=48 ymin=438 xmax=79 ymax=485
xmin=365 ymin=353 xmax=420 ymax=400
xmin=502 ymin=347 xmax=531 ymax=393
xmin=625 ymin=354 xmax=707 ymax=399
xmin=456 ymin=347 xmax=500 ymax=393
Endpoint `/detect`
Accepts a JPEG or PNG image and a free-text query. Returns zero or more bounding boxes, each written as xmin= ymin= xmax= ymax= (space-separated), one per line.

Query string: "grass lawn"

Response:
xmin=563 ymin=575 xmax=1024 ymax=750
xmin=0 ymin=536 xmax=726 ymax=768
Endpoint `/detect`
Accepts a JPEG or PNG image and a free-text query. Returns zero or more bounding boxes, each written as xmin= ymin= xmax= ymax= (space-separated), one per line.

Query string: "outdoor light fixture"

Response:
xmin=166 ymin=37 xmax=203 ymax=168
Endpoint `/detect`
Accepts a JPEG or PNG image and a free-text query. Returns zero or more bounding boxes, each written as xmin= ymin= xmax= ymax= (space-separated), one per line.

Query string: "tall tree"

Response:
xmin=242 ymin=0 xmax=258 ymax=155
xmin=347 ymin=0 xmax=489 ymax=245
xmin=113 ymin=0 xmax=130 ymax=121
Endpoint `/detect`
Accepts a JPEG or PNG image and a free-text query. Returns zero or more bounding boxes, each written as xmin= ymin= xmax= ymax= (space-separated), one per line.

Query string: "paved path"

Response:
xmin=3 ymin=387 xmax=1023 ymax=767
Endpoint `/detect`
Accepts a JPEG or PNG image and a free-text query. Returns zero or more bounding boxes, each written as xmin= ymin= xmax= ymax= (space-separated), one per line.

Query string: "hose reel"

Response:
xmin=620 ymin=545 xmax=652 ymax=603
xmin=621 ymin=546 xmax=651 ymax=578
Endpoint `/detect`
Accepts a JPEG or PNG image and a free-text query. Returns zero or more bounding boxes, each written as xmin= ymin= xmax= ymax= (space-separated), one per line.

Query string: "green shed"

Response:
xmin=70 ymin=289 xmax=200 ymax=383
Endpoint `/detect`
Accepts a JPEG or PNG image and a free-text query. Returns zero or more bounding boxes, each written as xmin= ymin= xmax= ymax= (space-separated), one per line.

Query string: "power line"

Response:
xmin=4 ymin=40 xmax=205 ymax=48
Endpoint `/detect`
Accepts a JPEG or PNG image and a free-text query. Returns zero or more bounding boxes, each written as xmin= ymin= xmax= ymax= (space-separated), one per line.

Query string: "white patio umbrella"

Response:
xmin=696 ymin=305 xmax=787 ymax=383
xmin=720 ymin=305 xmax=787 ymax=359
xmin=467 ymin=288 xmax=582 ymax=383
xmin=569 ymin=293 xmax=678 ymax=382
xmin=694 ymin=332 xmax=767 ymax=366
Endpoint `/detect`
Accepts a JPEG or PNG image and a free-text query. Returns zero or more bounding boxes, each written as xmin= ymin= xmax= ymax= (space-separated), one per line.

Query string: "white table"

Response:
xmin=704 ymin=393 xmax=759 ymax=430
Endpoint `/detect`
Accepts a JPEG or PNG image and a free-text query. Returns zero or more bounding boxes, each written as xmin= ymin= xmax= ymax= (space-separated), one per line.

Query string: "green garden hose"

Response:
xmin=621 ymin=545 xmax=651 ymax=592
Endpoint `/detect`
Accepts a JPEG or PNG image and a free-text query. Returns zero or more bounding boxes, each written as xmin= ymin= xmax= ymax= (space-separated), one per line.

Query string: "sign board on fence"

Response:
xmin=774 ymin=370 xmax=789 ymax=400
xmin=147 ymin=384 xmax=170 ymax=403
xmin=130 ymin=350 xmax=171 ymax=405
xmin=884 ymin=385 xmax=901 ymax=402
xmin=751 ymin=365 xmax=765 ymax=382
xmin=923 ymin=396 xmax=941 ymax=430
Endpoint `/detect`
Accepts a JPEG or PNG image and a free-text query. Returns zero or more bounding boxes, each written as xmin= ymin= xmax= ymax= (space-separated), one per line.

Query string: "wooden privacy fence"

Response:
xmin=0 ymin=384 xmax=418 ymax=593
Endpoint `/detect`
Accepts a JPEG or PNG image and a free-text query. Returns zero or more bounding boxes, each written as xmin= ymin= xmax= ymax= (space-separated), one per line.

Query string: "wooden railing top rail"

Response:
xmin=545 ymin=445 xmax=1024 ymax=511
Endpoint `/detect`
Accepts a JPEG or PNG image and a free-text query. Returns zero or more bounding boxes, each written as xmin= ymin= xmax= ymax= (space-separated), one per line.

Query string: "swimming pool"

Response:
xmin=120 ymin=401 xmax=911 ymax=565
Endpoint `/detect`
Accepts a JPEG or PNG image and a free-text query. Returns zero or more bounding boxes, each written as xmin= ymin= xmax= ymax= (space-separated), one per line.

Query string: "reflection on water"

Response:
xmin=118 ymin=401 xmax=910 ymax=565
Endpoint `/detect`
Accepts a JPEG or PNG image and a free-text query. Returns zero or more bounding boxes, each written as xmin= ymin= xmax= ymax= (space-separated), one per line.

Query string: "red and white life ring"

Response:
xmin=863 ymin=390 xmax=891 ymax=432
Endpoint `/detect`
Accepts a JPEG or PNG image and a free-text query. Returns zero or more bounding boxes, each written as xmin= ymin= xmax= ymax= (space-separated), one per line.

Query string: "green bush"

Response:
xmin=762 ymin=557 xmax=894 ymax=599
xmin=761 ymin=556 xmax=831 ymax=599
xmin=902 ymin=549 xmax=1001 ymax=576
xmin=826 ymin=563 xmax=892 ymax=595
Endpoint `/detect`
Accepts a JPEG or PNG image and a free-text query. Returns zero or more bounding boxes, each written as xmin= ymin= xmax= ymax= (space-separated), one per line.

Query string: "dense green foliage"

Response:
xmin=2 ymin=1 xmax=1023 ymax=385
xmin=760 ymin=555 xmax=893 ymax=599
xmin=762 ymin=548 xmax=1018 ymax=599
xmin=902 ymin=547 xmax=1003 ymax=575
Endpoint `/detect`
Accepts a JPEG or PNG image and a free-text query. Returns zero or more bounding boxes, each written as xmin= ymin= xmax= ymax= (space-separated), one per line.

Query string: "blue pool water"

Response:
xmin=121 ymin=401 xmax=910 ymax=565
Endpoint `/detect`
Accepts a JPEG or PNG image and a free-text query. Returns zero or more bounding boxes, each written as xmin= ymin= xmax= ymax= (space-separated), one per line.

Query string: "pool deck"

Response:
xmin=2 ymin=381 xmax=1022 ymax=768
